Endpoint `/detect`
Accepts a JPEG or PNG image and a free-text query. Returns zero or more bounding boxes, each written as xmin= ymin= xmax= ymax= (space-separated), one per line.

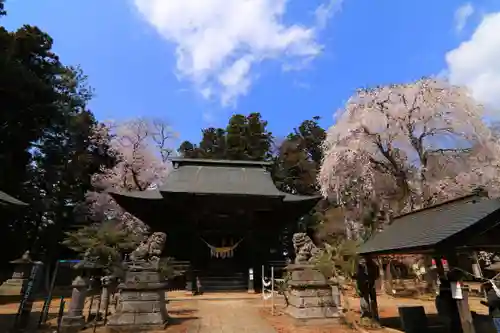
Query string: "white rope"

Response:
xmin=200 ymin=238 xmax=244 ymax=259
xmin=449 ymin=266 xmax=500 ymax=285
xmin=262 ymin=290 xmax=274 ymax=300
xmin=440 ymin=266 xmax=500 ymax=298
xmin=262 ymin=275 xmax=276 ymax=300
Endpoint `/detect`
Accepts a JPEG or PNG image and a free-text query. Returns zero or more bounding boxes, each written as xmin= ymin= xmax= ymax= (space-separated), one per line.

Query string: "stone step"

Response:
xmin=198 ymin=271 xmax=245 ymax=276
xmin=202 ymin=284 xmax=247 ymax=292
xmin=200 ymin=275 xmax=245 ymax=280
xmin=200 ymin=280 xmax=246 ymax=287
xmin=198 ymin=274 xmax=247 ymax=292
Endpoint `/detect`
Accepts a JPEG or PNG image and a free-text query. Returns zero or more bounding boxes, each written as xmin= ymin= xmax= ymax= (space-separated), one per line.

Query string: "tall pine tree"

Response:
xmin=178 ymin=112 xmax=273 ymax=161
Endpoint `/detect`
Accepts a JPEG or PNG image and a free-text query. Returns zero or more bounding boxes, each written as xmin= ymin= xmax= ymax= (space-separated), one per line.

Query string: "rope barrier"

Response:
xmin=262 ymin=278 xmax=272 ymax=288
xmin=445 ymin=266 xmax=500 ymax=297
xmin=261 ymin=265 xmax=276 ymax=315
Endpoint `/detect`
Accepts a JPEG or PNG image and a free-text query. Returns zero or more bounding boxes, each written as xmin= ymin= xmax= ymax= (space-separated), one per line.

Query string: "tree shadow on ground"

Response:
xmin=0 ymin=311 xmax=59 ymax=333
xmin=0 ymin=303 xmax=200 ymax=332
xmin=0 ymin=289 xmax=74 ymax=305
xmin=381 ymin=313 xmax=497 ymax=333
xmin=167 ymin=307 xmax=199 ymax=326
xmin=82 ymin=307 xmax=200 ymax=332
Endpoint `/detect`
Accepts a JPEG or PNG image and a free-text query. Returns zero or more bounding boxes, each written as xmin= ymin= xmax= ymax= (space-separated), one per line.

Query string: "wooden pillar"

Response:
xmin=457 ymin=287 xmax=475 ymax=333
xmin=357 ymin=255 xmax=379 ymax=322
xmin=447 ymin=252 xmax=475 ymax=333
xmin=185 ymin=219 xmax=196 ymax=295
xmin=247 ymin=222 xmax=256 ymax=294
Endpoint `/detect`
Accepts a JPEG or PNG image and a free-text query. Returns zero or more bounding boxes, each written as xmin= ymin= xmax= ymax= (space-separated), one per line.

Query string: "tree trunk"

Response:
xmin=385 ymin=260 xmax=394 ymax=295
xmin=423 ymin=255 xmax=437 ymax=294
xmin=376 ymin=257 xmax=385 ymax=292
xmin=44 ymin=262 xmax=52 ymax=292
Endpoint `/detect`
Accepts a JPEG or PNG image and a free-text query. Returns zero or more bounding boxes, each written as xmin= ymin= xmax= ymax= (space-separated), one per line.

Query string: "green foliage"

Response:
xmin=273 ymin=116 xmax=325 ymax=196
xmin=0 ymin=7 xmax=116 ymax=265
xmin=0 ymin=24 xmax=64 ymax=197
xmin=314 ymin=239 xmax=359 ymax=282
xmin=63 ymin=221 xmax=140 ymax=276
xmin=158 ymin=257 xmax=184 ymax=280
xmin=0 ymin=0 xmax=5 ymax=16
xmin=178 ymin=112 xmax=273 ymax=161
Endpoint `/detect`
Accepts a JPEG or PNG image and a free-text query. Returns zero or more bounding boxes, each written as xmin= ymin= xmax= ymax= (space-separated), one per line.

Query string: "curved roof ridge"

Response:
xmin=170 ymin=158 xmax=273 ymax=168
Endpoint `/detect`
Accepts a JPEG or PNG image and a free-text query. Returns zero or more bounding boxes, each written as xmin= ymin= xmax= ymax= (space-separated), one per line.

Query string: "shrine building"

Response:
xmin=109 ymin=158 xmax=320 ymax=292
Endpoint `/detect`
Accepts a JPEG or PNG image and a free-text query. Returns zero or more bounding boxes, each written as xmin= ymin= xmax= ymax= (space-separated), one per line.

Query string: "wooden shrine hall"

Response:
xmin=109 ymin=158 xmax=320 ymax=292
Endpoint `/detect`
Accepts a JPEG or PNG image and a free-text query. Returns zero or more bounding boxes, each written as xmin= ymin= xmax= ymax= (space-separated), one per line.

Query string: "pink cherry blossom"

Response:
xmin=319 ymin=78 xmax=500 ymax=236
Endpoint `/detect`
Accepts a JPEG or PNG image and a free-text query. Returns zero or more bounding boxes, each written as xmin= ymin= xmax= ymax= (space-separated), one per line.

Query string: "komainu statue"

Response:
xmin=129 ymin=232 xmax=167 ymax=263
xmin=292 ymin=232 xmax=322 ymax=264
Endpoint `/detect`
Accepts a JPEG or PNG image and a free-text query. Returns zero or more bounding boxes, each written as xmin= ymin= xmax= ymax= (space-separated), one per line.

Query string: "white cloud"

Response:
xmin=454 ymin=3 xmax=474 ymax=33
xmin=446 ymin=12 xmax=500 ymax=111
xmin=315 ymin=0 xmax=343 ymax=30
xmin=132 ymin=0 xmax=340 ymax=107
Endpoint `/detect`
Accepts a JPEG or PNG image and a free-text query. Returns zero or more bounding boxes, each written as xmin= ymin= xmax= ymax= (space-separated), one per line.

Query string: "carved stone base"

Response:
xmin=59 ymin=315 xmax=86 ymax=333
xmin=106 ymin=311 xmax=168 ymax=332
xmin=107 ymin=323 xmax=168 ymax=333
xmin=106 ymin=261 xmax=168 ymax=332
xmin=284 ymin=264 xmax=341 ymax=325
xmin=0 ymin=279 xmax=26 ymax=295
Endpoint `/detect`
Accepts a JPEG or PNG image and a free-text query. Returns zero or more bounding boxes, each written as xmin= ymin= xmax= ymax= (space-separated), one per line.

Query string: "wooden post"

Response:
xmin=456 ymin=286 xmax=475 ymax=333
xmin=261 ymin=265 xmax=265 ymax=302
xmin=446 ymin=252 xmax=476 ymax=333
xmin=271 ymin=266 xmax=275 ymax=316
xmin=471 ymin=251 xmax=487 ymax=299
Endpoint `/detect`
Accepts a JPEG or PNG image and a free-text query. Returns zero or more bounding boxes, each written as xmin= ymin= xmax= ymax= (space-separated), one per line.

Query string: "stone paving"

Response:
xmin=187 ymin=299 xmax=276 ymax=333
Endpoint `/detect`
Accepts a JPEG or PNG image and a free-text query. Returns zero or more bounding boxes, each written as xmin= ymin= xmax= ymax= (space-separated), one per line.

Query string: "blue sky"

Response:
xmin=3 ymin=0 xmax=500 ymax=145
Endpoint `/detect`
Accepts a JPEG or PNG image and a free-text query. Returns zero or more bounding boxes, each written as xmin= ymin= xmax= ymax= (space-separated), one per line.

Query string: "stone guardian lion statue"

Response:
xmin=129 ymin=232 xmax=167 ymax=263
xmin=292 ymin=232 xmax=322 ymax=264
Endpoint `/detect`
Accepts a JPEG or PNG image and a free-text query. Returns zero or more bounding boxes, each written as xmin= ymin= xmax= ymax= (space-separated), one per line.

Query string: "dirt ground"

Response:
xmin=258 ymin=290 xmax=490 ymax=333
xmin=0 ymin=290 xmax=491 ymax=332
xmin=0 ymin=297 xmax=198 ymax=333
xmin=72 ymin=301 xmax=197 ymax=333
xmin=259 ymin=306 xmax=357 ymax=333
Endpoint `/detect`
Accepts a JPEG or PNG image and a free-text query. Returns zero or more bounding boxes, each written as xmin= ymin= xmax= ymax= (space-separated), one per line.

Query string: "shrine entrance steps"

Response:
xmin=198 ymin=271 xmax=247 ymax=292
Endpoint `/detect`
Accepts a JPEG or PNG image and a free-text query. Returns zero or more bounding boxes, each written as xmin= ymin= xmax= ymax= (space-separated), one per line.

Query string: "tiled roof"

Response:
xmin=358 ymin=195 xmax=500 ymax=255
xmin=0 ymin=190 xmax=27 ymax=206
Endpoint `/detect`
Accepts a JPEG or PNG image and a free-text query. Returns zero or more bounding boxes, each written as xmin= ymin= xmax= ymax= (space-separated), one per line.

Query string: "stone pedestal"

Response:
xmin=60 ymin=276 xmax=88 ymax=333
xmin=99 ymin=276 xmax=112 ymax=320
xmin=107 ymin=261 xmax=168 ymax=332
xmin=284 ymin=264 xmax=341 ymax=325
xmin=0 ymin=251 xmax=33 ymax=295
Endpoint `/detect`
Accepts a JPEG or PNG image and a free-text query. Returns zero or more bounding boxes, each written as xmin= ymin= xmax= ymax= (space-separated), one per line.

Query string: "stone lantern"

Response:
xmin=0 ymin=251 xmax=34 ymax=295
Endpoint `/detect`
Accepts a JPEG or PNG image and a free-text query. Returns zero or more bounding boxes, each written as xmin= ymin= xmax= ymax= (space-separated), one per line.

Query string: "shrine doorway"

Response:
xmin=196 ymin=232 xmax=248 ymax=274
xmin=192 ymin=232 xmax=249 ymax=291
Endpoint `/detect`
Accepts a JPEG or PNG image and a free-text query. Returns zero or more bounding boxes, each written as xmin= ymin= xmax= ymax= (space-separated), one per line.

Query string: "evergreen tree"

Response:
xmin=273 ymin=116 xmax=325 ymax=195
xmin=0 ymin=5 xmax=116 ymax=265
xmin=178 ymin=112 xmax=273 ymax=161
xmin=63 ymin=220 xmax=140 ymax=276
